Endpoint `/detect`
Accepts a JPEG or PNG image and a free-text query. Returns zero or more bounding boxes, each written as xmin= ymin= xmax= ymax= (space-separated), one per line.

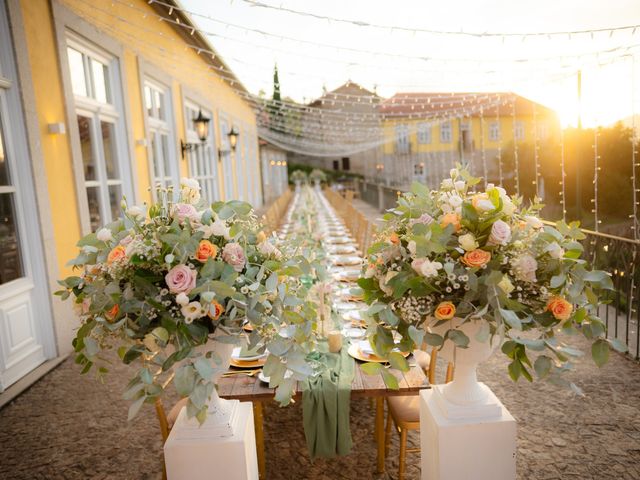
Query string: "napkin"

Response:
xmin=302 ymin=343 xmax=355 ymax=460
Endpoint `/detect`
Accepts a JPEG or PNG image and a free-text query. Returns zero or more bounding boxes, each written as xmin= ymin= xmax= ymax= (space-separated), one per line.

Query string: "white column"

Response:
xmin=165 ymin=400 xmax=259 ymax=480
xmin=419 ymin=386 xmax=517 ymax=480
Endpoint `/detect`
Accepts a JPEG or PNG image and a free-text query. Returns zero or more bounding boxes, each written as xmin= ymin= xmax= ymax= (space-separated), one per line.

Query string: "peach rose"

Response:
xmin=434 ymin=301 xmax=456 ymax=320
xmin=105 ymin=304 xmax=119 ymax=322
xmin=389 ymin=232 xmax=400 ymax=245
xmin=440 ymin=212 xmax=461 ymax=232
xmin=208 ymin=300 xmax=225 ymax=321
xmin=107 ymin=245 xmax=126 ymax=264
xmin=461 ymin=249 xmax=492 ymax=268
xmin=195 ymin=240 xmax=218 ymax=262
xmin=256 ymin=231 xmax=267 ymax=244
xmin=546 ymin=296 xmax=573 ymax=321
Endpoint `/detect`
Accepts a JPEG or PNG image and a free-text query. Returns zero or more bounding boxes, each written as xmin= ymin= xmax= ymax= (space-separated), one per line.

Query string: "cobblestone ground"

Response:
xmin=0 ymin=334 xmax=638 ymax=480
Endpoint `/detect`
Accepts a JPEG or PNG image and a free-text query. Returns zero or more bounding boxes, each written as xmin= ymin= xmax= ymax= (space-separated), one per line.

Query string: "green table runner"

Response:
xmin=302 ymin=344 xmax=355 ymax=460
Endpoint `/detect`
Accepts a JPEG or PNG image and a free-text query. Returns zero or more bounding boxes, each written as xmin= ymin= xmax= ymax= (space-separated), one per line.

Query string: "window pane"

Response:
xmin=91 ymin=58 xmax=110 ymax=103
xmin=108 ymin=184 xmax=122 ymax=221
xmin=77 ymin=115 xmax=96 ymax=181
xmin=144 ymin=86 xmax=153 ymax=118
xmin=160 ymin=134 xmax=171 ymax=180
xmin=0 ymin=193 xmax=24 ymax=284
xmin=155 ymin=90 xmax=165 ymax=120
xmin=86 ymin=186 xmax=101 ymax=232
xmin=150 ymin=133 xmax=161 ymax=179
xmin=0 ymin=120 xmax=9 ymax=186
xmin=67 ymin=47 xmax=87 ymax=97
xmin=101 ymin=121 xmax=119 ymax=179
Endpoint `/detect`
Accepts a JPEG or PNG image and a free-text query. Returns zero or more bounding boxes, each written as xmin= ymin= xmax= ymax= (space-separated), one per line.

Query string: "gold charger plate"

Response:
xmin=347 ymin=344 xmax=410 ymax=363
xmin=333 ymin=270 xmax=360 ymax=282
xmin=229 ymin=356 xmax=267 ymax=369
xmin=325 ymin=236 xmax=353 ymax=245
xmin=330 ymin=255 xmax=363 ymax=266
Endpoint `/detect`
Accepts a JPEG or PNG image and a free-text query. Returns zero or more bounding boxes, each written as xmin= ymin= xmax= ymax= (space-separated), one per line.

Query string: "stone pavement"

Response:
xmin=0 ymin=335 xmax=638 ymax=480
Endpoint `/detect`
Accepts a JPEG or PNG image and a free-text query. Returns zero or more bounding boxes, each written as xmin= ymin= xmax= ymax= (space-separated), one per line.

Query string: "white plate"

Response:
xmin=342 ymin=309 xmax=366 ymax=321
xmin=342 ymin=327 xmax=366 ymax=339
xmin=231 ymin=346 xmax=267 ymax=362
xmin=258 ymin=370 xmax=293 ymax=384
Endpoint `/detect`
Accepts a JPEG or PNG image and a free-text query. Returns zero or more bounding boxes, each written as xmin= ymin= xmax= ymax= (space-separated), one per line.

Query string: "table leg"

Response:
xmin=253 ymin=401 xmax=266 ymax=480
xmin=375 ymin=397 xmax=385 ymax=473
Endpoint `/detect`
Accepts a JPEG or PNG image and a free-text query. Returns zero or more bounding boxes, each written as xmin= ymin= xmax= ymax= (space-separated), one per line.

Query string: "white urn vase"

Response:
xmin=428 ymin=317 xmax=501 ymax=410
xmin=294 ymin=179 xmax=302 ymax=192
xmin=313 ymin=179 xmax=321 ymax=191
xmin=178 ymin=331 xmax=241 ymax=438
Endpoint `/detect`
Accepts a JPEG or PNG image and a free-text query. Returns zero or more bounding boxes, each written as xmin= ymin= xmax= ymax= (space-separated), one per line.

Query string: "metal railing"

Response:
xmin=354 ymin=179 xmax=640 ymax=361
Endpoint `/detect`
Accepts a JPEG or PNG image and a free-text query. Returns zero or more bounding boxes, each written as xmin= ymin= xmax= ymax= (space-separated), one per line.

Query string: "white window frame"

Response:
xmin=143 ymin=77 xmax=178 ymax=194
xmin=417 ymin=122 xmax=432 ymax=144
xmin=440 ymin=121 xmax=452 ymax=143
xmin=65 ymin=33 xmax=132 ymax=232
xmin=489 ymin=121 xmax=501 ymax=142
xmin=184 ymin=99 xmax=218 ymax=203
xmin=395 ymin=123 xmax=410 ymax=153
xmin=537 ymin=122 xmax=549 ymax=141
xmin=514 ymin=121 xmax=525 ymax=141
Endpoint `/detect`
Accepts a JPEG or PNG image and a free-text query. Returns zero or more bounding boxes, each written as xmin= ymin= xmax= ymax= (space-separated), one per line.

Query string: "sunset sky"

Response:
xmin=183 ymin=0 xmax=640 ymax=127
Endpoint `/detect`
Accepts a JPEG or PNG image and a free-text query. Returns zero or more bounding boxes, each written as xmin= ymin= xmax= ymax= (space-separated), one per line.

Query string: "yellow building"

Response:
xmin=379 ymin=92 xmax=560 ymax=188
xmin=0 ymin=0 xmax=267 ymax=392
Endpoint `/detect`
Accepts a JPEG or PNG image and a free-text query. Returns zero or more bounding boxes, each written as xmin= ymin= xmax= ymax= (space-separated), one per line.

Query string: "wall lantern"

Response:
xmin=218 ymin=126 xmax=240 ymax=161
xmin=181 ymin=109 xmax=210 ymax=158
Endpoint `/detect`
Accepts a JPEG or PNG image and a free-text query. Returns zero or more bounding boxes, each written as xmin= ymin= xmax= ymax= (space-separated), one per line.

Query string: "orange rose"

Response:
xmin=257 ymin=231 xmax=267 ymax=244
xmin=389 ymin=232 xmax=400 ymax=245
xmin=208 ymin=301 xmax=225 ymax=320
xmin=195 ymin=240 xmax=218 ymax=262
xmin=105 ymin=304 xmax=119 ymax=322
xmin=546 ymin=296 xmax=573 ymax=321
xmin=107 ymin=245 xmax=126 ymax=264
xmin=434 ymin=301 xmax=456 ymax=320
xmin=440 ymin=212 xmax=461 ymax=232
xmin=461 ymin=249 xmax=492 ymax=268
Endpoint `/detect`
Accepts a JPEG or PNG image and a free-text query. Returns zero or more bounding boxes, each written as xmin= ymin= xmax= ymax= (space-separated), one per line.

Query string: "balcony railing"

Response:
xmin=354 ymin=179 xmax=640 ymax=360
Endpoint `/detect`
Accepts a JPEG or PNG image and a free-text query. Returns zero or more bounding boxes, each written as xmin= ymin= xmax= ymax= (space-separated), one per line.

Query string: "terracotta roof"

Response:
xmin=308 ymin=81 xmax=380 ymax=107
xmin=378 ymin=92 xmax=555 ymax=118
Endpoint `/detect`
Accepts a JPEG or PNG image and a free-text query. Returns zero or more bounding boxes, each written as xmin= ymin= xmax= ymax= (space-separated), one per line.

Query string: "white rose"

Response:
xmin=211 ymin=218 xmax=231 ymax=240
xmin=497 ymin=275 xmax=515 ymax=295
xmin=487 ymin=220 xmax=512 ymax=246
xmin=165 ymin=254 xmax=175 ymax=264
xmin=97 ymin=228 xmax=113 ymax=242
xmin=454 ymin=180 xmax=466 ymax=192
xmin=407 ymin=240 xmax=417 ymax=255
xmin=459 ymin=233 xmax=479 ymax=252
xmin=411 ymin=258 xmax=442 ymax=278
xmin=502 ymin=198 xmax=516 ymax=215
xmin=176 ymin=292 xmax=190 ymax=306
xmin=441 ymin=203 xmax=453 ymax=213
xmin=441 ymin=178 xmax=454 ymax=190
xmin=181 ymin=301 xmax=204 ymax=324
xmin=476 ymin=199 xmax=495 ymax=212
xmin=450 ymin=168 xmax=459 ymax=178
xmin=126 ymin=206 xmax=145 ymax=219
xmin=524 ymin=216 xmax=543 ymax=229
xmin=448 ymin=194 xmax=463 ymax=208
xmin=547 ymin=242 xmax=565 ymax=259
xmin=180 ymin=177 xmax=201 ymax=204
xmin=512 ymin=254 xmax=538 ymax=283
xmin=258 ymin=240 xmax=283 ymax=259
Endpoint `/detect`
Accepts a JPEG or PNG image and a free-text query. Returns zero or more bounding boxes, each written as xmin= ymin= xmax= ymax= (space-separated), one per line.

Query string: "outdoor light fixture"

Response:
xmin=181 ymin=109 xmax=210 ymax=158
xmin=375 ymin=163 xmax=384 ymax=172
xmin=218 ymin=127 xmax=240 ymax=161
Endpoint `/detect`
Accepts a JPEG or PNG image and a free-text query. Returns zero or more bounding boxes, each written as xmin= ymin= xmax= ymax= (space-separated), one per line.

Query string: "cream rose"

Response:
xmin=180 ymin=177 xmax=201 ymax=204
xmin=459 ymin=233 xmax=479 ymax=252
xmin=411 ymin=258 xmax=443 ymax=278
xmin=512 ymin=254 xmax=538 ymax=282
xmin=547 ymin=242 xmax=565 ymax=259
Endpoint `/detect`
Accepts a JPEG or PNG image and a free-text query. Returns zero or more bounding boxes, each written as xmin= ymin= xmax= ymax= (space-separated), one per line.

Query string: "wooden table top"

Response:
xmin=218 ymin=359 xmax=430 ymax=402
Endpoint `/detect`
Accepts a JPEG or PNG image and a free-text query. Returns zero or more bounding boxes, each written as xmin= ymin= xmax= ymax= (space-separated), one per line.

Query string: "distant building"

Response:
xmin=287 ymin=81 xmax=383 ymax=178
xmin=379 ymin=92 xmax=560 ymax=188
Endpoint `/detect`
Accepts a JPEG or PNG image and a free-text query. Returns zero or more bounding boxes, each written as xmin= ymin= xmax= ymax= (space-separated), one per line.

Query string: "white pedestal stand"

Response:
xmin=420 ymin=318 xmax=517 ymax=480
xmin=164 ymin=400 xmax=258 ymax=480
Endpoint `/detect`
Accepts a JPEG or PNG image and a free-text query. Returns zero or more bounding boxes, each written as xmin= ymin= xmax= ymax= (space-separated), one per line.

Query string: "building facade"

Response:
xmin=0 ymin=0 xmax=263 ymax=392
xmin=379 ymin=93 xmax=560 ymax=189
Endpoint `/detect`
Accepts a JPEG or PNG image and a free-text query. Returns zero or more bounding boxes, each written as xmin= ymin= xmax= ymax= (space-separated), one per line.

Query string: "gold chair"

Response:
xmin=155 ymin=396 xmax=188 ymax=480
xmin=384 ymin=347 xmax=454 ymax=479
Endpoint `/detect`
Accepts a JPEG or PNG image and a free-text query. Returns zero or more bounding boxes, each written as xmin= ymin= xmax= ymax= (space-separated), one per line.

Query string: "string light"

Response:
xmin=497 ymin=99 xmax=503 ymax=185
xmin=560 ymin=126 xmax=567 ymax=220
xmin=512 ymin=100 xmax=520 ymax=195
xmin=480 ymin=107 xmax=488 ymax=188
xmin=532 ymin=102 xmax=541 ymax=195
xmin=593 ymin=127 xmax=601 ymax=231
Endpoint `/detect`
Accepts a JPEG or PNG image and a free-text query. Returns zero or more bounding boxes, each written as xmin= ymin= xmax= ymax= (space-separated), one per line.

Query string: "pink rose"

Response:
xmin=222 ymin=242 xmax=246 ymax=272
xmin=172 ymin=203 xmax=200 ymax=224
xmin=409 ymin=213 xmax=434 ymax=226
xmin=487 ymin=220 xmax=511 ymax=246
xmin=165 ymin=264 xmax=197 ymax=294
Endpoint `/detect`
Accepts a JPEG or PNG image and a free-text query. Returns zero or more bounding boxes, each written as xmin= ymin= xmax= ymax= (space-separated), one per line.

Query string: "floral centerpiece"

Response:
xmin=290 ymin=169 xmax=308 ymax=185
xmin=357 ymin=167 xmax=625 ymax=395
xmin=309 ymin=169 xmax=328 ymax=186
xmin=57 ymin=179 xmax=312 ymax=421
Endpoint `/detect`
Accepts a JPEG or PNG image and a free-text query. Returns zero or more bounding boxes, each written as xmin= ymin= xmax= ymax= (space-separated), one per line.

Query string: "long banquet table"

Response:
xmin=220 ymin=186 xmax=431 ymax=479
xmin=219 ymin=363 xmax=430 ymax=479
